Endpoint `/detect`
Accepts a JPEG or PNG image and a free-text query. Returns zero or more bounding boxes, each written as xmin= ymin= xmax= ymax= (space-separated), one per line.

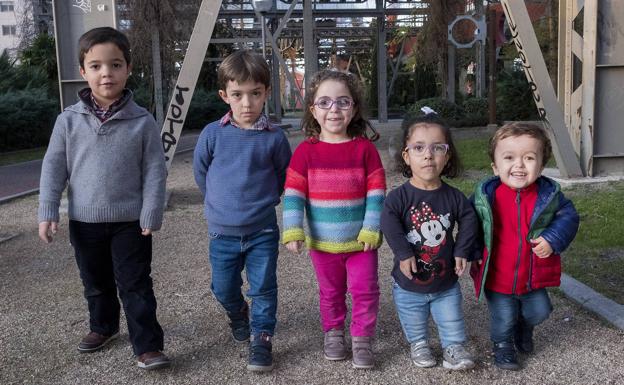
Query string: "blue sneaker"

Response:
xmin=493 ymin=341 xmax=520 ymax=371
xmin=227 ymin=303 xmax=250 ymax=343
xmin=247 ymin=333 xmax=273 ymax=372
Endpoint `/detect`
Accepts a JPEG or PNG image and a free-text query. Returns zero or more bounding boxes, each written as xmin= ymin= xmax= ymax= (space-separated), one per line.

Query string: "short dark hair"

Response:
xmin=489 ymin=122 xmax=552 ymax=167
xmin=217 ymin=50 xmax=271 ymax=91
xmin=396 ymin=113 xmax=462 ymax=178
xmin=78 ymin=27 xmax=131 ymax=69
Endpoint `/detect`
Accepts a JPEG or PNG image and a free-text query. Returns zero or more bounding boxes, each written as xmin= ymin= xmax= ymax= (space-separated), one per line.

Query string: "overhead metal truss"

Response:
xmin=210 ymin=0 xmax=428 ymax=122
xmin=213 ymin=26 xmax=376 ymax=40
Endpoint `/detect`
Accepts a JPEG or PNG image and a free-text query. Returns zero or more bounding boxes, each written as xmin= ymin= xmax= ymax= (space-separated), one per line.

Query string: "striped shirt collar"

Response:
xmin=219 ymin=111 xmax=273 ymax=131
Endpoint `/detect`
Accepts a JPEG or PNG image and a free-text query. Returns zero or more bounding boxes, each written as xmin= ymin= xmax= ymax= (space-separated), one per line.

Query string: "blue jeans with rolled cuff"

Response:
xmin=392 ymin=281 xmax=467 ymax=349
xmin=208 ymin=222 xmax=279 ymax=336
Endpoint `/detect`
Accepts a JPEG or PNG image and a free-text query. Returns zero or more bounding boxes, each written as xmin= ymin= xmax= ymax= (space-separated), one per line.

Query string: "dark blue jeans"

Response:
xmin=69 ymin=220 xmax=164 ymax=356
xmin=485 ymin=289 xmax=552 ymax=344
xmin=208 ymin=223 xmax=279 ymax=336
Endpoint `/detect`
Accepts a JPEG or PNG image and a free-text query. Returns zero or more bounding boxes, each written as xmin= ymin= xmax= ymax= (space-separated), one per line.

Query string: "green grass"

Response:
xmin=562 ymin=182 xmax=624 ymax=303
xmin=456 ymin=137 xmax=492 ymax=171
xmin=445 ymin=137 xmax=491 ymax=195
xmin=450 ymin=136 xmax=624 ymax=304
xmin=0 ymin=147 xmax=46 ymax=166
xmin=445 ymin=177 xmax=480 ymax=196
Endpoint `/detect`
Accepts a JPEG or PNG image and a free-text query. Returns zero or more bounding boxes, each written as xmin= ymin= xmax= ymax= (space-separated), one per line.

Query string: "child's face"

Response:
xmin=219 ymin=80 xmax=269 ymax=129
xmin=492 ymin=134 xmax=544 ymax=190
xmin=402 ymin=123 xmax=449 ymax=190
xmin=311 ymin=79 xmax=356 ymax=142
xmin=80 ymin=42 xmax=131 ymax=107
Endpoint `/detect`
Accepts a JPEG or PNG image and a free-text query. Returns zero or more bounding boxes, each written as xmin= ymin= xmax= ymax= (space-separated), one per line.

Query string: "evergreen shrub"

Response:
xmin=496 ymin=69 xmax=539 ymax=122
xmin=462 ymin=97 xmax=489 ymax=126
xmin=408 ymin=97 xmax=465 ymax=127
xmin=0 ymin=88 xmax=57 ymax=151
xmin=183 ymin=88 xmax=229 ymax=131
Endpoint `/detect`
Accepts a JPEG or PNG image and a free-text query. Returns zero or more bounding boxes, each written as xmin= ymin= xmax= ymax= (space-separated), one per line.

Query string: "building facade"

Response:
xmin=0 ymin=0 xmax=53 ymax=58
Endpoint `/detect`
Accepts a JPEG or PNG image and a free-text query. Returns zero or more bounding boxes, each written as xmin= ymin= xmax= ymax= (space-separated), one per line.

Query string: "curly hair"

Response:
xmin=301 ymin=70 xmax=378 ymax=142
xmin=488 ymin=122 xmax=552 ymax=167
xmin=395 ymin=113 xmax=462 ymax=179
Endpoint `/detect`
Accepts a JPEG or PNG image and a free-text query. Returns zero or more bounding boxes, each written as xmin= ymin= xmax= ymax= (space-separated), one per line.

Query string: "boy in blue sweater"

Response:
xmin=38 ymin=27 xmax=169 ymax=370
xmin=193 ymin=49 xmax=292 ymax=372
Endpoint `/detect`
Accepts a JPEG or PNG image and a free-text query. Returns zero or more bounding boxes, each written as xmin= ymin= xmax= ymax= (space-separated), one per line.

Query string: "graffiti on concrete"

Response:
xmin=72 ymin=0 xmax=91 ymax=13
xmin=162 ymin=85 xmax=190 ymax=163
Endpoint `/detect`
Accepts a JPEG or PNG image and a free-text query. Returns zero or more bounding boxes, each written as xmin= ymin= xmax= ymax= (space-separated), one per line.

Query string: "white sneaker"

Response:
xmin=442 ymin=344 xmax=475 ymax=370
xmin=410 ymin=340 xmax=436 ymax=368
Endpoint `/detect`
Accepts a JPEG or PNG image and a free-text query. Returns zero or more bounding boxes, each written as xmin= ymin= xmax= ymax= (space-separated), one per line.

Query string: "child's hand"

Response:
xmin=454 ymin=257 xmax=468 ymax=276
xmin=361 ymin=242 xmax=374 ymax=251
xmin=38 ymin=221 xmax=58 ymax=243
xmin=530 ymin=236 xmax=553 ymax=258
xmin=286 ymin=240 xmax=304 ymax=254
xmin=141 ymin=228 xmax=153 ymax=236
xmin=399 ymin=257 xmax=417 ymax=280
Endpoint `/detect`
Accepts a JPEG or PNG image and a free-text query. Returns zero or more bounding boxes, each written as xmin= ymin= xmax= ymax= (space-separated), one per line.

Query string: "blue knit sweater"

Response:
xmin=193 ymin=120 xmax=292 ymax=236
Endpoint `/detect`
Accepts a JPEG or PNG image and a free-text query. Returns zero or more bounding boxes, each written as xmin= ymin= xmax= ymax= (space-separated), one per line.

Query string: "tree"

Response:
xmin=414 ymin=0 xmax=464 ymax=96
xmin=19 ymin=34 xmax=56 ymax=81
xmin=117 ymin=0 xmax=203 ymax=113
xmin=15 ymin=0 xmax=53 ymax=52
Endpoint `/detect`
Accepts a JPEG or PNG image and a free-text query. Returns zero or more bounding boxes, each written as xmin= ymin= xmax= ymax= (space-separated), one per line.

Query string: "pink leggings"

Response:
xmin=309 ymin=249 xmax=380 ymax=337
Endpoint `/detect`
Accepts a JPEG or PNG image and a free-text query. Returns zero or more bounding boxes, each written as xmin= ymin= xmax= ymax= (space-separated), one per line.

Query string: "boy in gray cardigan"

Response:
xmin=37 ymin=27 xmax=169 ymax=370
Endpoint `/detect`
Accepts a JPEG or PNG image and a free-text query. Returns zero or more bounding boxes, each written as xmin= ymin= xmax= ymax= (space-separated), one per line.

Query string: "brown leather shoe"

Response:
xmin=77 ymin=331 xmax=119 ymax=353
xmin=137 ymin=351 xmax=171 ymax=370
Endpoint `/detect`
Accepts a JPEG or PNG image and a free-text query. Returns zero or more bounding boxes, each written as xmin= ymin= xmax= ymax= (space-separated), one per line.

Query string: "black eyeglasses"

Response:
xmin=313 ymin=96 xmax=354 ymax=110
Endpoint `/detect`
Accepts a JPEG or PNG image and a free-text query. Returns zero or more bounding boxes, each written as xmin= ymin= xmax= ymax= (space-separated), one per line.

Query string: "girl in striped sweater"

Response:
xmin=282 ymin=70 xmax=386 ymax=369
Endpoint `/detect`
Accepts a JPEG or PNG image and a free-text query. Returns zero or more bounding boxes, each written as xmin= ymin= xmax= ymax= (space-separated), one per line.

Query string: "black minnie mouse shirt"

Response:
xmin=381 ymin=181 xmax=478 ymax=293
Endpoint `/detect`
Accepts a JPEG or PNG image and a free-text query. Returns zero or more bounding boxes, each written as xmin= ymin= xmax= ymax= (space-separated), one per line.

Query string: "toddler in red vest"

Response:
xmin=471 ymin=122 xmax=579 ymax=370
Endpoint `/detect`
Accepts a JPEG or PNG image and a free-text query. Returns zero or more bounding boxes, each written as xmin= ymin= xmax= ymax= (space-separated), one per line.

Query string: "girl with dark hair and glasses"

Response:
xmin=380 ymin=109 xmax=477 ymax=371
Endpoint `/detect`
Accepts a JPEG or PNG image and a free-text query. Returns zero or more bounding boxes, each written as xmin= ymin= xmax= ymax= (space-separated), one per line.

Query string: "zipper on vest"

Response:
xmin=512 ymin=191 xmax=522 ymax=294
xmin=527 ymin=204 xmax=539 ymax=291
xmin=527 ymin=221 xmax=534 ymax=291
xmin=527 ymin=252 xmax=534 ymax=291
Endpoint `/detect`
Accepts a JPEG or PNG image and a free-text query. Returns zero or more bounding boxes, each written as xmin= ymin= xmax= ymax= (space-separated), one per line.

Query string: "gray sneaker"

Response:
xmin=442 ymin=344 xmax=475 ymax=370
xmin=351 ymin=336 xmax=374 ymax=369
xmin=410 ymin=340 xmax=436 ymax=368
xmin=324 ymin=329 xmax=346 ymax=361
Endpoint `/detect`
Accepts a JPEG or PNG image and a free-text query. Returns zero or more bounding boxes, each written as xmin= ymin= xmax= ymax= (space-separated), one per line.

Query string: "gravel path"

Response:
xmin=1 ymin=127 xmax=622 ymax=385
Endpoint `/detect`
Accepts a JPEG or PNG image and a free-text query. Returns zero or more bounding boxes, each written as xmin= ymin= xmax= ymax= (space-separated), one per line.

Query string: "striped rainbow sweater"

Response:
xmin=282 ymin=137 xmax=386 ymax=253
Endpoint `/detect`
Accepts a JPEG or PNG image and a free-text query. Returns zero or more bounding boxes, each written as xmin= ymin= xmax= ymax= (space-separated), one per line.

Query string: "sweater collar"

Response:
xmin=68 ymin=90 xmax=147 ymax=120
xmin=78 ymin=88 xmax=132 ymax=122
